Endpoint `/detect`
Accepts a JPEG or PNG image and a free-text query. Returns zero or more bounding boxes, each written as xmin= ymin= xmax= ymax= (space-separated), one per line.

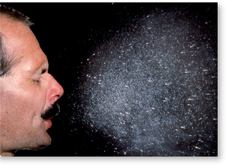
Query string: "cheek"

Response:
xmin=1 ymin=86 xmax=46 ymax=130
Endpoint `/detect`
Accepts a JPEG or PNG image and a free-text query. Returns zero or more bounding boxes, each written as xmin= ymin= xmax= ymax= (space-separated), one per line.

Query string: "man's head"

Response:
xmin=0 ymin=5 xmax=33 ymax=77
xmin=0 ymin=5 xmax=64 ymax=156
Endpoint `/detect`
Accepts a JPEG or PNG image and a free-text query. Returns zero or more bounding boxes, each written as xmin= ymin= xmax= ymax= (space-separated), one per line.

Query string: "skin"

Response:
xmin=0 ymin=15 xmax=64 ymax=156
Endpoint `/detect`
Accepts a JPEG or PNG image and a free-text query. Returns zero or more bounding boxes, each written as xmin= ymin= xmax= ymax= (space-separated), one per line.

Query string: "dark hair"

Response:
xmin=0 ymin=4 xmax=33 ymax=77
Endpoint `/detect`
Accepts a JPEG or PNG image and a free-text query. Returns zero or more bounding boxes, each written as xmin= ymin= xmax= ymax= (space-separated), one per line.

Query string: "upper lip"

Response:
xmin=42 ymin=102 xmax=61 ymax=120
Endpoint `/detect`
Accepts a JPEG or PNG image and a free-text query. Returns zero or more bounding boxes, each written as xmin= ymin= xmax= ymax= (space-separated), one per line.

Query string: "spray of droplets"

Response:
xmin=72 ymin=4 xmax=217 ymax=156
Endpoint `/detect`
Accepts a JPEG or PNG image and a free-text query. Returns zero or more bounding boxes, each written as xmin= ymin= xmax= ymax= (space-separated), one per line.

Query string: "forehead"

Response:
xmin=0 ymin=15 xmax=48 ymax=72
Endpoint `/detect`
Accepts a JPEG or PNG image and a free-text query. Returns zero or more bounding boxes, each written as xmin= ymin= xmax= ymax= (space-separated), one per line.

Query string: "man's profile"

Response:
xmin=0 ymin=5 xmax=64 ymax=156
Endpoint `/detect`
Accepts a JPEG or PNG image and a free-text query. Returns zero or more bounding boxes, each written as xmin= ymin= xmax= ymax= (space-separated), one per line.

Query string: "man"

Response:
xmin=0 ymin=5 xmax=64 ymax=156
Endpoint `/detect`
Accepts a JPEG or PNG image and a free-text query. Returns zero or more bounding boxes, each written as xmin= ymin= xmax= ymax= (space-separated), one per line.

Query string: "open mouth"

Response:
xmin=41 ymin=102 xmax=61 ymax=120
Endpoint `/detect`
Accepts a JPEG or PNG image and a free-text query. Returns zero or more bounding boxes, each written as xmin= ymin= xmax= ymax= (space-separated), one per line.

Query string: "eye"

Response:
xmin=41 ymin=68 xmax=47 ymax=74
xmin=32 ymin=68 xmax=47 ymax=84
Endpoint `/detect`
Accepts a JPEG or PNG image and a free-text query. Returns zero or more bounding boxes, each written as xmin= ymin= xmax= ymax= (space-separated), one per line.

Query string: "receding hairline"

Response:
xmin=0 ymin=4 xmax=34 ymax=26
xmin=0 ymin=4 xmax=33 ymax=76
xmin=0 ymin=30 xmax=23 ymax=76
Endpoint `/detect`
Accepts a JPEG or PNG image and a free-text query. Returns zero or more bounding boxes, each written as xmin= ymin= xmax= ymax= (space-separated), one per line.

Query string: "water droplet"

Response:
xmin=163 ymin=97 xmax=169 ymax=102
xmin=180 ymin=50 xmax=186 ymax=54
xmin=180 ymin=126 xmax=186 ymax=129
xmin=185 ymin=69 xmax=191 ymax=74
xmin=165 ymin=82 xmax=172 ymax=86
xmin=190 ymin=44 xmax=196 ymax=48
xmin=148 ymin=79 xmax=152 ymax=82
xmin=211 ymin=75 xmax=217 ymax=78
xmin=195 ymin=146 xmax=201 ymax=150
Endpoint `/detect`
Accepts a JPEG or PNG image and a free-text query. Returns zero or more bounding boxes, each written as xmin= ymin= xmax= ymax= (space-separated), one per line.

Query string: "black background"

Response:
xmin=1 ymin=3 xmax=217 ymax=156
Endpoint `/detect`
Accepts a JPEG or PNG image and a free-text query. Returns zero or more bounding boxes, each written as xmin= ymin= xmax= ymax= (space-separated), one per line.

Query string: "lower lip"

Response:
xmin=45 ymin=119 xmax=52 ymax=129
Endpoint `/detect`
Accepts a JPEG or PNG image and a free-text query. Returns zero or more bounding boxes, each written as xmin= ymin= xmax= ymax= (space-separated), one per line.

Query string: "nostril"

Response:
xmin=50 ymin=95 xmax=61 ymax=105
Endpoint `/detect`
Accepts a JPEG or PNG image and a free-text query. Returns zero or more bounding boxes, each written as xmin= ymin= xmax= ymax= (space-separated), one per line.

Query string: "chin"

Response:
xmin=31 ymin=132 xmax=52 ymax=150
xmin=41 ymin=132 xmax=52 ymax=146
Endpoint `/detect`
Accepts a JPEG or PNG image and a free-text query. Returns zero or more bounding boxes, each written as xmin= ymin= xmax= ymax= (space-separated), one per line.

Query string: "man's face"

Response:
xmin=0 ymin=16 xmax=64 ymax=152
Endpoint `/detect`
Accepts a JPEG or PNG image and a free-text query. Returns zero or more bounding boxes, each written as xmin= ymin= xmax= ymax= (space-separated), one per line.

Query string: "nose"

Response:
xmin=47 ymin=74 xmax=64 ymax=105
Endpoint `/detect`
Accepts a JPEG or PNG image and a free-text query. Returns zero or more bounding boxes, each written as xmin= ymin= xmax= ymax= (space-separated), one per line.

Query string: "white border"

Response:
xmin=0 ymin=1 xmax=225 ymax=165
xmin=0 ymin=0 xmax=222 ymax=2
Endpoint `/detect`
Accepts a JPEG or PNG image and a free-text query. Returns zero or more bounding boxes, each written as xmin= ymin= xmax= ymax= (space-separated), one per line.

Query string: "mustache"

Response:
xmin=41 ymin=102 xmax=61 ymax=120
